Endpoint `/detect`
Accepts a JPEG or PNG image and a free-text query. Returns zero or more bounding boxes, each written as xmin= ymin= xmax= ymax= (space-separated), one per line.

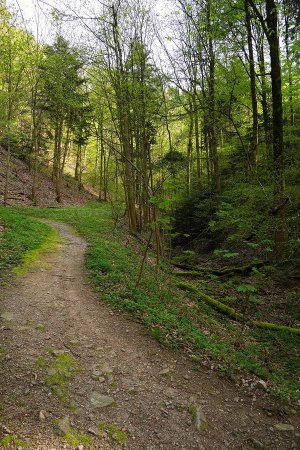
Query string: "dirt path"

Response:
xmin=0 ymin=222 xmax=299 ymax=450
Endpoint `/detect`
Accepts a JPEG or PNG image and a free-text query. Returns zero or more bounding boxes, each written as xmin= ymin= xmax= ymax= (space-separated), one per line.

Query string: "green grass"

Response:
xmin=3 ymin=202 xmax=300 ymax=403
xmin=0 ymin=208 xmax=57 ymax=281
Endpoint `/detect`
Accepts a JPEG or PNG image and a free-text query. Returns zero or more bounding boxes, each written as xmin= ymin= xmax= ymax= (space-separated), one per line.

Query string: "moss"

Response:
xmin=177 ymin=281 xmax=245 ymax=320
xmin=12 ymin=227 xmax=59 ymax=277
xmin=64 ymin=429 xmax=92 ymax=446
xmin=0 ymin=435 xmax=29 ymax=448
xmin=35 ymin=355 xmax=47 ymax=368
xmin=190 ymin=354 xmax=201 ymax=363
xmin=252 ymin=320 xmax=300 ymax=335
xmin=99 ymin=422 xmax=128 ymax=444
xmin=35 ymin=323 xmax=46 ymax=332
xmin=177 ymin=281 xmax=300 ymax=335
xmin=46 ymin=352 xmax=81 ymax=401
xmin=53 ymin=418 xmax=92 ymax=447
xmin=26 ymin=319 xmax=34 ymax=326
xmin=189 ymin=404 xmax=208 ymax=432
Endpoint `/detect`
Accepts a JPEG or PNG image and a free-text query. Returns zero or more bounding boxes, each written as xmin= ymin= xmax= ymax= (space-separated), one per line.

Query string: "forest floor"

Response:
xmin=0 ymin=147 xmax=95 ymax=207
xmin=0 ymin=218 xmax=299 ymax=450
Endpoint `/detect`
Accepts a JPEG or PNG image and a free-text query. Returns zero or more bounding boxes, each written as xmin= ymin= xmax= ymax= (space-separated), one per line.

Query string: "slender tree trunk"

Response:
xmin=187 ymin=108 xmax=194 ymax=194
xmin=3 ymin=47 xmax=13 ymax=206
xmin=162 ymin=87 xmax=173 ymax=155
xmin=112 ymin=4 xmax=138 ymax=232
xmin=284 ymin=1 xmax=294 ymax=128
xmin=99 ymin=120 xmax=105 ymax=200
xmin=104 ymin=147 xmax=110 ymax=201
xmin=31 ymin=84 xmax=40 ymax=204
xmin=193 ymin=87 xmax=201 ymax=181
xmin=31 ymin=123 xmax=40 ymax=204
xmin=4 ymin=133 xmax=11 ymax=206
xmin=75 ymin=143 xmax=81 ymax=182
xmin=257 ymin=34 xmax=272 ymax=160
xmin=61 ymin=124 xmax=71 ymax=175
xmin=244 ymin=0 xmax=258 ymax=168
xmin=207 ymin=0 xmax=220 ymax=193
xmin=55 ymin=119 xmax=64 ymax=203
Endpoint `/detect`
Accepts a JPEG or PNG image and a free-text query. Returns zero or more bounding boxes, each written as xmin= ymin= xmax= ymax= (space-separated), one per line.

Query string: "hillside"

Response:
xmin=0 ymin=147 xmax=95 ymax=207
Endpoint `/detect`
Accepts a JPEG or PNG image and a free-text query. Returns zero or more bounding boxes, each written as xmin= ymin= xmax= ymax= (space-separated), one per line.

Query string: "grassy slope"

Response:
xmin=1 ymin=203 xmax=299 ymax=403
xmin=0 ymin=208 xmax=56 ymax=281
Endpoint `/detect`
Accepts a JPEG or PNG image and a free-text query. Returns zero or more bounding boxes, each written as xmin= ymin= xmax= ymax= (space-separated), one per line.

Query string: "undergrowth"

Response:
xmin=5 ymin=202 xmax=300 ymax=404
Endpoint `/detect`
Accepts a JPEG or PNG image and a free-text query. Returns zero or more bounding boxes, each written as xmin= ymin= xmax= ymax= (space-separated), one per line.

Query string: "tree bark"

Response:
xmin=249 ymin=0 xmax=288 ymax=260
xmin=207 ymin=0 xmax=220 ymax=193
xmin=244 ymin=0 xmax=258 ymax=168
xmin=187 ymin=106 xmax=194 ymax=193
xmin=266 ymin=0 xmax=288 ymax=260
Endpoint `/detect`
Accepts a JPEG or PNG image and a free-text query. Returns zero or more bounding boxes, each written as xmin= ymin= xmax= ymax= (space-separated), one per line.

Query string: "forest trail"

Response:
xmin=0 ymin=222 xmax=298 ymax=450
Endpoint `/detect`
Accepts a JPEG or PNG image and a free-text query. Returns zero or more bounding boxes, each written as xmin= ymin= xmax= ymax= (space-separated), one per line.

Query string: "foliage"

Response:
xmin=172 ymin=188 xmax=219 ymax=248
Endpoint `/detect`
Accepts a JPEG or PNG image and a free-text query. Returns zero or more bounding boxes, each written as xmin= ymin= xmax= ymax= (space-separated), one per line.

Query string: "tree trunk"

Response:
xmin=3 ymin=48 xmax=13 ymax=206
xmin=244 ymin=0 xmax=258 ymax=168
xmin=265 ymin=0 xmax=288 ymax=260
xmin=284 ymin=0 xmax=295 ymax=128
xmin=31 ymin=123 xmax=40 ymax=204
xmin=55 ymin=119 xmax=64 ymax=203
xmin=257 ymin=33 xmax=272 ymax=160
xmin=61 ymin=124 xmax=71 ymax=175
xmin=99 ymin=121 xmax=105 ymax=201
xmin=193 ymin=87 xmax=201 ymax=181
xmin=187 ymin=108 xmax=194 ymax=193
xmin=112 ymin=4 xmax=138 ymax=232
xmin=207 ymin=0 xmax=220 ymax=193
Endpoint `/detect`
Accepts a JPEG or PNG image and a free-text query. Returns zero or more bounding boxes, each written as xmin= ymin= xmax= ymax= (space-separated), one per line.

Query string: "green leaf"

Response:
xmin=236 ymin=284 xmax=257 ymax=294
xmin=249 ymin=295 xmax=265 ymax=305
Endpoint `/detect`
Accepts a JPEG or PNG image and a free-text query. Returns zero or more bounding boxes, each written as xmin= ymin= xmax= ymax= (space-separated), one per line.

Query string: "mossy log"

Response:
xmin=213 ymin=261 xmax=265 ymax=276
xmin=176 ymin=281 xmax=300 ymax=335
xmin=174 ymin=270 xmax=205 ymax=278
xmin=251 ymin=320 xmax=300 ymax=334
xmin=173 ymin=261 xmax=265 ymax=278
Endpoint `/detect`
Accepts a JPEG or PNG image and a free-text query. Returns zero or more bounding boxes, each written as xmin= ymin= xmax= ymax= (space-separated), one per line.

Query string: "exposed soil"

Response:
xmin=0 ymin=222 xmax=299 ymax=449
xmin=0 ymin=147 xmax=95 ymax=207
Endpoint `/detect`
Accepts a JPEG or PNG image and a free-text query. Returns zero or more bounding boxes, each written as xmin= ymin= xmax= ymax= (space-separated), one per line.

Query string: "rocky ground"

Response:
xmin=0 ymin=222 xmax=299 ymax=449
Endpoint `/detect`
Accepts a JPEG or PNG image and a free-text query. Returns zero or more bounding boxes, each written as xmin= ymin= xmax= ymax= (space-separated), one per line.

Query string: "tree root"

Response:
xmin=176 ymin=281 xmax=300 ymax=335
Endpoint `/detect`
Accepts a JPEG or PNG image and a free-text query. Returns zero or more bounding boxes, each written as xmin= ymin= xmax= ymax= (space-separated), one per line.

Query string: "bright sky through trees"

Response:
xmin=9 ymin=0 xmax=171 ymax=44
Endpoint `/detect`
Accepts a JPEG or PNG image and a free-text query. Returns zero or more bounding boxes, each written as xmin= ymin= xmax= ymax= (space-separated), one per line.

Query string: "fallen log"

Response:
xmin=176 ymin=281 xmax=300 ymax=335
xmin=172 ymin=260 xmax=266 ymax=277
